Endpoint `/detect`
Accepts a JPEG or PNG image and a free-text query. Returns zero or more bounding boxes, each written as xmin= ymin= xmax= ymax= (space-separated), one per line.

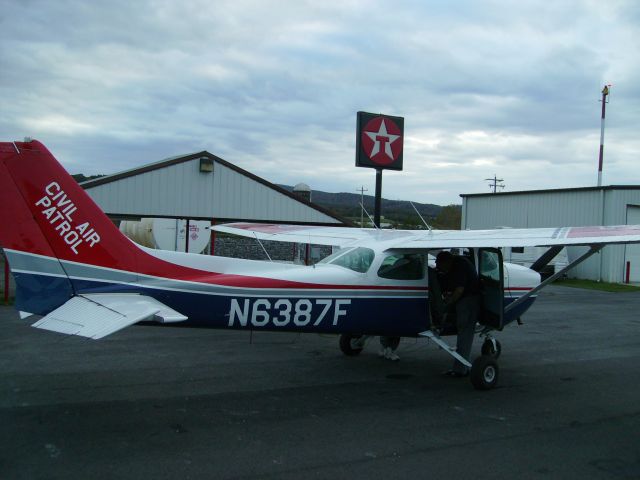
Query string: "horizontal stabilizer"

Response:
xmin=31 ymin=294 xmax=187 ymax=339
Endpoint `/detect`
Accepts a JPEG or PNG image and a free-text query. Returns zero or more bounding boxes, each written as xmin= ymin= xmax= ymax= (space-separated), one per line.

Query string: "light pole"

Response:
xmin=597 ymin=84 xmax=611 ymax=187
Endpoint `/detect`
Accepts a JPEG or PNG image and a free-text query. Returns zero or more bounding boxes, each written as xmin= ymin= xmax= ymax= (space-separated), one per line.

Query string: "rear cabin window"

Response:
xmin=318 ymin=247 xmax=375 ymax=273
xmin=377 ymin=253 xmax=425 ymax=280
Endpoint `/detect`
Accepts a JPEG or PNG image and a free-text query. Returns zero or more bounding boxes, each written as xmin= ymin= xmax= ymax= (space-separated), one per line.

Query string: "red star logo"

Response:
xmin=361 ymin=117 xmax=403 ymax=166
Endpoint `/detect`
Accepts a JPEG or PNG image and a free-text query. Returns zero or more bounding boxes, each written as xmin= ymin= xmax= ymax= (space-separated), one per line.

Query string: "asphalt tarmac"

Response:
xmin=1 ymin=285 xmax=640 ymax=479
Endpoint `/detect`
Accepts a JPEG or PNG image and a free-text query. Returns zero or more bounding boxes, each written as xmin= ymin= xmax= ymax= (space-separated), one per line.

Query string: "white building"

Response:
xmin=82 ymin=150 xmax=347 ymax=226
xmin=81 ymin=151 xmax=348 ymax=260
xmin=461 ymin=186 xmax=640 ymax=283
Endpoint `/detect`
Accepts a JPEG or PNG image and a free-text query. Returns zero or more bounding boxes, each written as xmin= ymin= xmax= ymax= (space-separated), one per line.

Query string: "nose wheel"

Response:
xmin=470 ymin=355 xmax=499 ymax=390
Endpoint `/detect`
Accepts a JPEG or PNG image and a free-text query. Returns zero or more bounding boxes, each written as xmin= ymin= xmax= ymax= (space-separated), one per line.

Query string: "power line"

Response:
xmin=485 ymin=174 xmax=505 ymax=193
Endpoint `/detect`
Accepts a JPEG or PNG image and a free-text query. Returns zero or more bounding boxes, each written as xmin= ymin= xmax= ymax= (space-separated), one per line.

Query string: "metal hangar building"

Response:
xmin=461 ymin=186 xmax=640 ymax=283
xmin=81 ymin=151 xmax=348 ymax=260
xmin=81 ymin=150 xmax=346 ymax=226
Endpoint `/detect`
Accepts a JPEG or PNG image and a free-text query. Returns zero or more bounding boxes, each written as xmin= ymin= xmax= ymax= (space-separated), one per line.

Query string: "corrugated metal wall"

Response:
xmin=85 ymin=158 xmax=341 ymax=224
xmin=625 ymin=206 xmax=640 ymax=282
xmin=462 ymin=188 xmax=640 ymax=282
xmin=602 ymin=190 xmax=640 ymax=282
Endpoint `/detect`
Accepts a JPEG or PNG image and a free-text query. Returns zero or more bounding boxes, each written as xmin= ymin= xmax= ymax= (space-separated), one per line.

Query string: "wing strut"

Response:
xmin=529 ymin=245 xmax=564 ymax=273
xmin=505 ymin=245 xmax=602 ymax=314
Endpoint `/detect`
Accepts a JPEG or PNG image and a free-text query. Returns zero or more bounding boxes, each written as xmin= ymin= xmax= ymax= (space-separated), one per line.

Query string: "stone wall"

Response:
xmin=213 ymin=236 xmax=332 ymax=264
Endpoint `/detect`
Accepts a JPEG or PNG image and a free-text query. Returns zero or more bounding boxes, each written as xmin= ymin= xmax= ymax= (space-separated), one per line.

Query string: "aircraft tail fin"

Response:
xmin=0 ymin=140 xmax=139 ymax=315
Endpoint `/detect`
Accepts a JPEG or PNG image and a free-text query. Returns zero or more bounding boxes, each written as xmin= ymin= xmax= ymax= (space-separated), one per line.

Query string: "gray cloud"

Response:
xmin=1 ymin=0 xmax=638 ymax=205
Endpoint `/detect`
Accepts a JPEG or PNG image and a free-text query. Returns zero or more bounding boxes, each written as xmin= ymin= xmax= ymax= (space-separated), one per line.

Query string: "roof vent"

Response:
xmin=199 ymin=157 xmax=214 ymax=173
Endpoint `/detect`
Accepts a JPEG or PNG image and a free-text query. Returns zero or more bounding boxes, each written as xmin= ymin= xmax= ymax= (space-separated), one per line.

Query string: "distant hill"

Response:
xmin=72 ymin=173 xmax=105 ymax=183
xmin=70 ymin=173 xmax=460 ymax=229
xmin=278 ymin=185 xmax=461 ymax=229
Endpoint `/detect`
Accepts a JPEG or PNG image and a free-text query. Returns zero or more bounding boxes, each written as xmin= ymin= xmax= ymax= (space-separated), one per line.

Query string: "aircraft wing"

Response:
xmin=31 ymin=294 xmax=188 ymax=339
xmin=387 ymin=225 xmax=640 ymax=250
xmin=213 ymin=222 xmax=640 ymax=251
xmin=212 ymin=222 xmax=418 ymax=247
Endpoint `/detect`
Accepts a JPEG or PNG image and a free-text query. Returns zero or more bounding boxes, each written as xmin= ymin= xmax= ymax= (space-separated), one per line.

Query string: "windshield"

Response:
xmin=318 ymin=247 xmax=375 ymax=273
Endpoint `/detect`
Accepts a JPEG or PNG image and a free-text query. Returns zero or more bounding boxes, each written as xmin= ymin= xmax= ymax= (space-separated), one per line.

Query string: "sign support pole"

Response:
xmin=374 ymin=169 xmax=382 ymax=228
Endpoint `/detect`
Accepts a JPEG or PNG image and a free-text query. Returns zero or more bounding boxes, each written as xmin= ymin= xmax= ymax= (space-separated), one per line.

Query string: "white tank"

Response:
xmin=120 ymin=218 xmax=211 ymax=254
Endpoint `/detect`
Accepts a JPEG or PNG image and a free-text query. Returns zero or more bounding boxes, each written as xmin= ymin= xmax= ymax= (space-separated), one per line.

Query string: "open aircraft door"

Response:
xmin=478 ymin=248 xmax=504 ymax=330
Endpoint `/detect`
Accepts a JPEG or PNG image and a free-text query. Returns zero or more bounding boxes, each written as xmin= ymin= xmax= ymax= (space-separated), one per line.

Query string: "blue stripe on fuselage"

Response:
xmin=70 ymin=277 xmax=430 ymax=336
xmin=12 ymin=271 xmax=73 ymax=315
xmin=16 ymin=272 xmax=537 ymax=337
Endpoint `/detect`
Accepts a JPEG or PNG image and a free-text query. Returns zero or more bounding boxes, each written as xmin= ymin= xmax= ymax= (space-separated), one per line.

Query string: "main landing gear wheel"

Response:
xmin=481 ymin=339 xmax=502 ymax=359
xmin=470 ymin=355 xmax=499 ymax=390
xmin=339 ymin=334 xmax=364 ymax=356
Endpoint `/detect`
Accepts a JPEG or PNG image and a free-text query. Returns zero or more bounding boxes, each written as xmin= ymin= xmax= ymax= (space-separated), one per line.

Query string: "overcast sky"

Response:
xmin=1 ymin=0 xmax=639 ymax=205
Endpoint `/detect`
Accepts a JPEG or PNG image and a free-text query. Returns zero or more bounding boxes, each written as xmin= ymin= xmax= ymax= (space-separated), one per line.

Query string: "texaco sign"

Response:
xmin=355 ymin=111 xmax=404 ymax=171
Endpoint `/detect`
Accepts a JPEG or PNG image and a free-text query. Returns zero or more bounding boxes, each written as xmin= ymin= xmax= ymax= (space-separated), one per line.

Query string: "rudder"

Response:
xmin=0 ymin=140 xmax=139 ymax=314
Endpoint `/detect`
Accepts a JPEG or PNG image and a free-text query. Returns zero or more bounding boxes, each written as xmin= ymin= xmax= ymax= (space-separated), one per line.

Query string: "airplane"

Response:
xmin=3 ymin=138 xmax=640 ymax=390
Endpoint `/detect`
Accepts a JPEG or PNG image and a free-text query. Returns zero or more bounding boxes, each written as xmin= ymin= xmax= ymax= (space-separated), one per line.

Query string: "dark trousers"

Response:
xmin=452 ymin=294 xmax=481 ymax=373
xmin=380 ymin=336 xmax=400 ymax=350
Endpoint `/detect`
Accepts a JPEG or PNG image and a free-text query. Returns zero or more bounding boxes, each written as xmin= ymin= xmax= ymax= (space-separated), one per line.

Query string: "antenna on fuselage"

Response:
xmin=360 ymin=202 xmax=379 ymax=230
xmin=253 ymin=232 xmax=273 ymax=262
xmin=409 ymin=201 xmax=433 ymax=231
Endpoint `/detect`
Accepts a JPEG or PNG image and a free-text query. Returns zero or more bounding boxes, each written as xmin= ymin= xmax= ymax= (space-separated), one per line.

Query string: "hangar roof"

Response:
xmin=81 ymin=151 xmax=350 ymax=226
xmin=461 ymin=185 xmax=640 ymax=198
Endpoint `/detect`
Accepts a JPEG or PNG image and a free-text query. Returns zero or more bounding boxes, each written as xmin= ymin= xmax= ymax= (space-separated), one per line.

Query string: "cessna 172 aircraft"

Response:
xmin=2 ymin=139 xmax=640 ymax=390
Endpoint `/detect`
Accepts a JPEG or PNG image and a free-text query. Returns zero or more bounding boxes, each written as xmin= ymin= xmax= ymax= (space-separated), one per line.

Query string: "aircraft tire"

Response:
xmin=481 ymin=339 xmax=502 ymax=359
xmin=470 ymin=355 xmax=499 ymax=390
xmin=339 ymin=334 xmax=364 ymax=356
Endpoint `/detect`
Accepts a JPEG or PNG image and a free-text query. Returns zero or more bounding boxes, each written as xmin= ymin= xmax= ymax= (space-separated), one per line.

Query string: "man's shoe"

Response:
xmin=385 ymin=350 xmax=400 ymax=361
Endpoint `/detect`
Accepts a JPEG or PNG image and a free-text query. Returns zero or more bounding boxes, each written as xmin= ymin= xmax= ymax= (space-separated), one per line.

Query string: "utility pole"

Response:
xmin=356 ymin=186 xmax=368 ymax=226
xmin=597 ymin=84 xmax=611 ymax=187
xmin=485 ymin=174 xmax=505 ymax=193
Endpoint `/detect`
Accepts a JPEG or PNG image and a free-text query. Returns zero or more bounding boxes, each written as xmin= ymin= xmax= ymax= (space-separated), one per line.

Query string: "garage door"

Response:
xmin=625 ymin=206 xmax=640 ymax=282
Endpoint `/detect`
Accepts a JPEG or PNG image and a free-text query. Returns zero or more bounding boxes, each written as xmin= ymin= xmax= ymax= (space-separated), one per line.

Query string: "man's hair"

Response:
xmin=436 ymin=251 xmax=453 ymax=263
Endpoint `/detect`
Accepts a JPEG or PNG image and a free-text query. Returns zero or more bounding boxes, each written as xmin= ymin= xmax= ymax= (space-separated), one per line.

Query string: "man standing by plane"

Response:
xmin=436 ymin=251 xmax=482 ymax=377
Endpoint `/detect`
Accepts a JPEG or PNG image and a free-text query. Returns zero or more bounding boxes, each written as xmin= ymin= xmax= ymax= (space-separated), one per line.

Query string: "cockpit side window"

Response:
xmin=377 ymin=253 xmax=425 ymax=280
xmin=479 ymin=250 xmax=500 ymax=281
xmin=318 ymin=247 xmax=375 ymax=273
